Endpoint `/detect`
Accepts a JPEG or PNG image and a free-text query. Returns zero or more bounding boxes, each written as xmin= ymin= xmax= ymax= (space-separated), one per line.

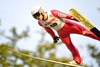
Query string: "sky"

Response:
xmin=0 ymin=0 xmax=100 ymax=67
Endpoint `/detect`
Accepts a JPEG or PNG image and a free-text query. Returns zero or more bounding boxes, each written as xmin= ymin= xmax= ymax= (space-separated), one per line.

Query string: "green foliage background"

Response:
xmin=0 ymin=26 xmax=99 ymax=67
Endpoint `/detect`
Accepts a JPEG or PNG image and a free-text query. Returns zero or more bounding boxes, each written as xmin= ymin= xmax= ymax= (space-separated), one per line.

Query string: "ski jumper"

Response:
xmin=38 ymin=10 xmax=100 ymax=64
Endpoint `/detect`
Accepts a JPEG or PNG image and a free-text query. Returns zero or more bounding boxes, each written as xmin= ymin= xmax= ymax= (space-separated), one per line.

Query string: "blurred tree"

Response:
xmin=97 ymin=8 xmax=100 ymax=11
xmin=0 ymin=19 xmax=1 ymax=25
xmin=0 ymin=27 xmax=30 ymax=67
xmin=0 ymin=26 xmax=87 ymax=67
xmin=87 ymin=44 xmax=100 ymax=67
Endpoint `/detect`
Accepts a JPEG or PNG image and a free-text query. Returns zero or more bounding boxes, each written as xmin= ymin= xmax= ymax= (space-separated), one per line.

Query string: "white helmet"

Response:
xmin=31 ymin=6 xmax=42 ymax=16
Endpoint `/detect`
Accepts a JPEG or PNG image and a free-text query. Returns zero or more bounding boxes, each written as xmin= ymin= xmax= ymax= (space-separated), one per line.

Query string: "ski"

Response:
xmin=69 ymin=8 xmax=100 ymax=38
xmin=8 ymin=47 xmax=84 ymax=67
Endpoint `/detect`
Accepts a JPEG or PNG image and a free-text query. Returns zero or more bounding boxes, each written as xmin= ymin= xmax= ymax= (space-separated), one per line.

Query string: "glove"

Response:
xmin=53 ymin=36 xmax=60 ymax=43
xmin=71 ymin=16 xmax=79 ymax=22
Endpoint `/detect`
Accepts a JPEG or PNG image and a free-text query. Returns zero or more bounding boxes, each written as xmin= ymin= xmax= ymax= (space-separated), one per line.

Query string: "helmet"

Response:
xmin=31 ymin=6 xmax=42 ymax=16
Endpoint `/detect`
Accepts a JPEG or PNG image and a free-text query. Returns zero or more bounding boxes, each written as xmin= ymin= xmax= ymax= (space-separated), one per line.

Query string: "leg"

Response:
xmin=65 ymin=20 xmax=100 ymax=41
xmin=72 ymin=25 xmax=100 ymax=41
xmin=83 ymin=29 xmax=100 ymax=41
xmin=60 ymin=35 xmax=82 ymax=64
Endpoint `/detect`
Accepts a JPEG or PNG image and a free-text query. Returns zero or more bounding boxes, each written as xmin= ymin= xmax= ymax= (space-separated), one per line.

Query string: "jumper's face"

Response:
xmin=33 ymin=12 xmax=43 ymax=21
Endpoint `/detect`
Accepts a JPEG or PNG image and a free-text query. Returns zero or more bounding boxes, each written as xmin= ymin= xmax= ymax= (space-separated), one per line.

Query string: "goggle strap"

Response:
xmin=39 ymin=7 xmax=42 ymax=13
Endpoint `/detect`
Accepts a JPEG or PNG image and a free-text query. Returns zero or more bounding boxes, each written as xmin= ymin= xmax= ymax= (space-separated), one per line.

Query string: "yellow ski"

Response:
xmin=69 ymin=8 xmax=100 ymax=38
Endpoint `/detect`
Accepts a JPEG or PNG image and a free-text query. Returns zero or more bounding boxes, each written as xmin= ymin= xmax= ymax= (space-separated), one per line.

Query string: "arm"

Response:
xmin=44 ymin=27 xmax=56 ymax=38
xmin=38 ymin=21 xmax=56 ymax=38
xmin=51 ymin=10 xmax=79 ymax=22
xmin=43 ymin=27 xmax=60 ymax=43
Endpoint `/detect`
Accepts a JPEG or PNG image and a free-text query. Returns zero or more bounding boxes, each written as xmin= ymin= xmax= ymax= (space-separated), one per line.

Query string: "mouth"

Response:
xmin=37 ymin=18 xmax=40 ymax=20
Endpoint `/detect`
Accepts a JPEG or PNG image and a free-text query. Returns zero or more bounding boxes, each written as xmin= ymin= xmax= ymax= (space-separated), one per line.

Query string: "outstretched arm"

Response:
xmin=38 ymin=21 xmax=56 ymax=38
xmin=51 ymin=10 xmax=79 ymax=22
xmin=44 ymin=27 xmax=60 ymax=43
xmin=44 ymin=27 xmax=56 ymax=38
xmin=38 ymin=21 xmax=59 ymax=43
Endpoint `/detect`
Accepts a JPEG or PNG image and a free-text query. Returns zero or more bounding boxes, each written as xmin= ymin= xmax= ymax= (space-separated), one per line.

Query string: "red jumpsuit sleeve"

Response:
xmin=38 ymin=21 xmax=56 ymax=38
xmin=51 ymin=10 xmax=79 ymax=22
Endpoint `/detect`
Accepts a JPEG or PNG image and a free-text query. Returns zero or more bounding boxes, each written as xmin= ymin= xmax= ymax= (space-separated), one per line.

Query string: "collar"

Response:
xmin=42 ymin=12 xmax=48 ymax=21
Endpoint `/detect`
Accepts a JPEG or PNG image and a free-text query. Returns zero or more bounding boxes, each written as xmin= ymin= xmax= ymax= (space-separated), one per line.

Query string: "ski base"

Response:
xmin=69 ymin=8 xmax=100 ymax=38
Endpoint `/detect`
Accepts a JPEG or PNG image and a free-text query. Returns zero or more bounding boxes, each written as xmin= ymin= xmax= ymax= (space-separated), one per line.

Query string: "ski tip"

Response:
xmin=69 ymin=8 xmax=75 ymax=11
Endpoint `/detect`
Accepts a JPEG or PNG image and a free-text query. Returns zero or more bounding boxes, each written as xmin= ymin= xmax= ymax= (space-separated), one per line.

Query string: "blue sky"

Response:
xmin=0 ymin=0 xmax=100 ymax=66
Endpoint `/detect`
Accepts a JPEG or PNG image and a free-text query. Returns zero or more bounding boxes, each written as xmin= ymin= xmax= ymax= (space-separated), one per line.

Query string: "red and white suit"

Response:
xmin=38 ymin=10 xmax=100 ymax=64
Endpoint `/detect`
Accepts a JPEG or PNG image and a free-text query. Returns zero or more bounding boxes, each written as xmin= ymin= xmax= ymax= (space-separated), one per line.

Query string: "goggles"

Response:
xmin=33 ymin=12 xmax=41 ymax=19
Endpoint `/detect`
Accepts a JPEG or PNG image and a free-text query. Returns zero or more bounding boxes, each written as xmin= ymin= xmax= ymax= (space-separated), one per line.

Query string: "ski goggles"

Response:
xmin=32 ymin=12 xmax=40 ymax=19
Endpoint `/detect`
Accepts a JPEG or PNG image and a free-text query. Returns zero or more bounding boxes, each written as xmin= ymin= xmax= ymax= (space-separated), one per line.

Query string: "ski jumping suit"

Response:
xmin=38 ymin=10 xmax=100 ymax=64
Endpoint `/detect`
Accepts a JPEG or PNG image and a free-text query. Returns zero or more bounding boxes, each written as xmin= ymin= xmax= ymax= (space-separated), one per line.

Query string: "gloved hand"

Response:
xmin=53 ymin=36 xmax=60 ymax=43
xmin=71 ymin=16 xmax=79 ymax=22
